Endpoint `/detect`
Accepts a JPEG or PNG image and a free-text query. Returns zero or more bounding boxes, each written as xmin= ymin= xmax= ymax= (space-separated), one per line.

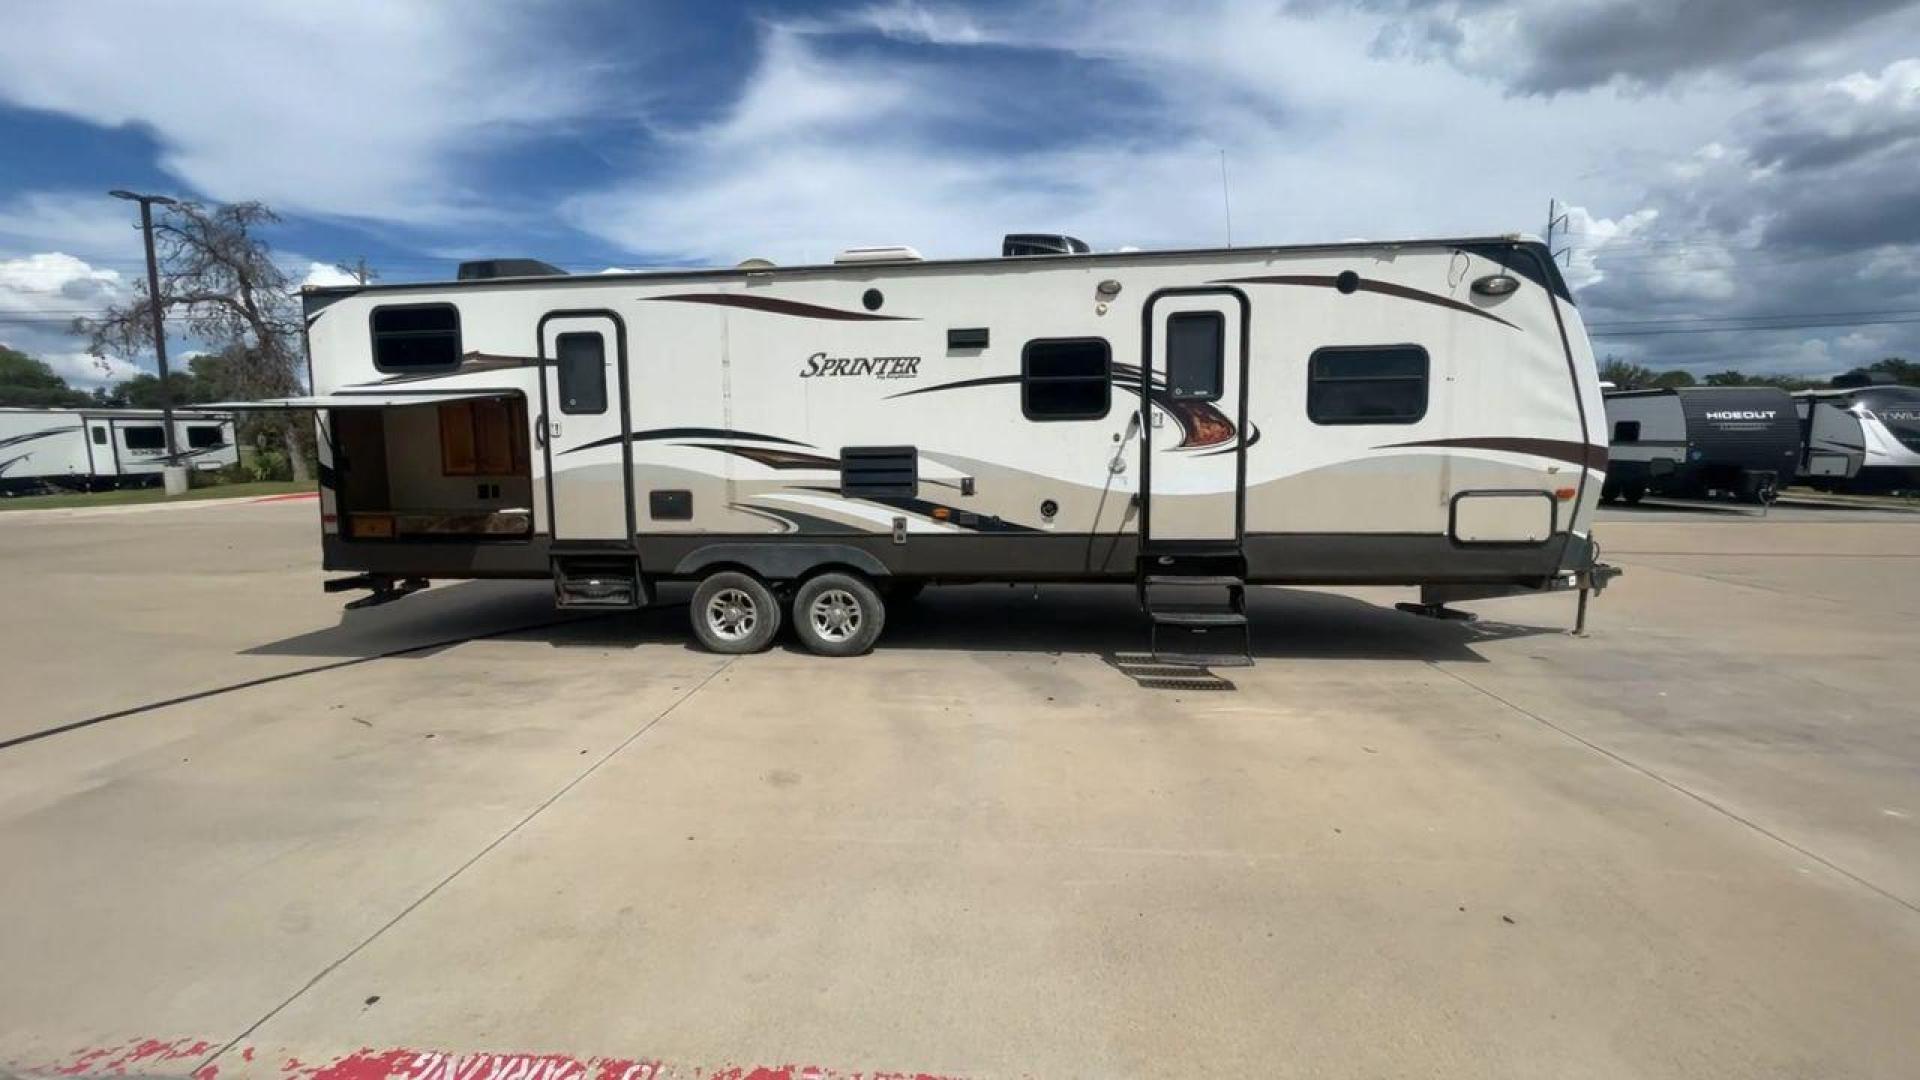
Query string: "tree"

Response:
xmin=1599 ymin=358 xmax=1656 ymax=387
xmin=116 ymin=371 xmax=202 ymax=410
xmin=1832 ymin=357 xmax=1919 ymax=388
xmin=75 ymin=201 xmax=311 ymax=481
xmin=0 ymin=346 xmax=91 ymax=407
xmin=1650 ymin=369 xmax=1696 ymax=388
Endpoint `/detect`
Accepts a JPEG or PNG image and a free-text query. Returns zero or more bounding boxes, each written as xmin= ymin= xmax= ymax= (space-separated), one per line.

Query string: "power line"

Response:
xmin=1593 ymin=316 xmax=1920 ymax=338
xmin=1589 ymin=306 xmax=1920 ymax=330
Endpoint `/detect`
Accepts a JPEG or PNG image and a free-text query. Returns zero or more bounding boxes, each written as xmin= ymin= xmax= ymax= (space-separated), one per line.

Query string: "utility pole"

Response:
xmin=109 ymin=189 xmax=179 ymax=465
xmin=1544 ymin=198 xmax=1571 ymax=267
xmin=336 ymin=257 xmax=377 ymax=285
xmin=1219 ymin=149 xmax=1234 ymax=248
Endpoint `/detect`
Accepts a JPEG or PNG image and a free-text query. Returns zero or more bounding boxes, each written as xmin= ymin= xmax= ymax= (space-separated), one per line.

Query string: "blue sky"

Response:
xmin=2 ymin=0 xmax=1918 ymax=385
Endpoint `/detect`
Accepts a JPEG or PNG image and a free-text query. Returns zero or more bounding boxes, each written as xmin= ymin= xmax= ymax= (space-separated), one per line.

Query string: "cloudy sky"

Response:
xmin=2 ymin=0 xmax=1917 ymax=385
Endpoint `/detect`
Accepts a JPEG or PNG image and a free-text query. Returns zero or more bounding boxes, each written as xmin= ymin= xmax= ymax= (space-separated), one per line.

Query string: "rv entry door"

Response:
xmin=1141 ymin=289 xmax=1249 ymax=546
xmin=538 ymin=312 xmax=633 ymax=544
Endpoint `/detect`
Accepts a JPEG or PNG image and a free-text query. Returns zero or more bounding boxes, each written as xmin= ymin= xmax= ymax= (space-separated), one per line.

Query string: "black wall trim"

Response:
xmin=325 ymin=530 xmax=1583 ymax=588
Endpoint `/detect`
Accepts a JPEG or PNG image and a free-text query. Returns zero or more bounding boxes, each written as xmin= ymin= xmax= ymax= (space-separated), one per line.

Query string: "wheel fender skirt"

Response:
xmin=673 ymin=542 xmax=890 ymax=581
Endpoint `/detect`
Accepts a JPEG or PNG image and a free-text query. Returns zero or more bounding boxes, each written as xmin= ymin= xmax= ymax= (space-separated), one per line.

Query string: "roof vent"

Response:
xmin=456 ymin=258 xmax=568 ymax=280
xmin=834 ymin=246 xmax=924 ymax=264
xmin=1003 ymin=233 xmax=1090 ymax=257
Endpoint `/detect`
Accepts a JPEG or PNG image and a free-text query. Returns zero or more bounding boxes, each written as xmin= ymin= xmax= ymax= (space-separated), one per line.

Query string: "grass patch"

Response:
xmin=0 ymin=479 xmax=315 ymax=512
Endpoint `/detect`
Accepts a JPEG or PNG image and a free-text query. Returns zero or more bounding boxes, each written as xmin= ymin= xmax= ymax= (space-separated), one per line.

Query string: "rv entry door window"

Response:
xmin=1166 ymin=311 xmax=1225 ymax=401
xmin=556 ymin=332 xmax=608 ymax=414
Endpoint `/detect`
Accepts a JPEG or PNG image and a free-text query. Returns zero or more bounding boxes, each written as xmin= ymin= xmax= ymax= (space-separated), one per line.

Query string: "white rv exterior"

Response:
xmin=1794 ymin=386 xmax=1920 ymax=492
xmin=0 ymin=407 xmax=238 ymax=493
xmin=244 ymin=235 xmax=1615 ymax=657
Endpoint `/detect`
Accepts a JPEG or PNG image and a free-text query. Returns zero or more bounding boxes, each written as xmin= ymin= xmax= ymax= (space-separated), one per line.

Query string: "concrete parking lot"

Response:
xmin=2 ymin=496 xmax=1918 ymax=1079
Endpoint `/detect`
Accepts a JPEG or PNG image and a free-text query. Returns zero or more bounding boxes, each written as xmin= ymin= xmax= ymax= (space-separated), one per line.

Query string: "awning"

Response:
xmin=205 ymin=388 xmax=519 ymax=410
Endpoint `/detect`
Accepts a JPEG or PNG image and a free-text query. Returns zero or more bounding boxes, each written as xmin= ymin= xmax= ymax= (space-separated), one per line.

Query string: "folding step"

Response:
xmin=1150 ymin=607 xmax=1248 ymax=627
xmin=551 ymin=554 xmax=647 ymax=610
xmin=1137 ymin=554 xmax=1252 ymax=667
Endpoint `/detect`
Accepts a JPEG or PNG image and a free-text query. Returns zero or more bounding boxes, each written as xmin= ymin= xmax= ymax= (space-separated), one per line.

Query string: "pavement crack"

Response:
xmin=0 ymin=614 xmax=603 ymax=753
xmin=1427 ymin=660 xmax=1920 ymax=919
xmin=192 ymin=653 xmax=738 ymax=1074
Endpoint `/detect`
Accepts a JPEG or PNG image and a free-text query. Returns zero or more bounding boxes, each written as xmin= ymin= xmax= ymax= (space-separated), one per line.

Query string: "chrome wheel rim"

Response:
xmin=808 ymin=588 xmax=862 ymax=643
xmin=706 ymin=587 xmax=758 ymax=642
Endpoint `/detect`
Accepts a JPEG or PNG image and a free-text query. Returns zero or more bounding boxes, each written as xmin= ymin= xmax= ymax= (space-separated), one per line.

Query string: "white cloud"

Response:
xmin=0 ymin=252 xmax=128 ymax=319
xmin=0 ymin=1 xmax=606 ymax=224
xmin=563 ymin=2 xmax=1742 ymax=265
xmin=299 ymin=262 xmax=361 ymax=289
xmin=42 ymin=351 xmax=141 ymax=388
xmin=0 ymin=253 xmax=139 ymax=385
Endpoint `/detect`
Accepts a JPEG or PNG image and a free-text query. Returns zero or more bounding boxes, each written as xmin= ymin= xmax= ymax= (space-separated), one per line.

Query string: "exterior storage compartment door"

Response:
xmin=538 ymin=311 xmax=632 ymax=543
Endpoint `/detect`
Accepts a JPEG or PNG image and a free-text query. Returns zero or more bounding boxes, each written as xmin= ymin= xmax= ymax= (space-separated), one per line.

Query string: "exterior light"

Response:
xmin=1472 ymin=274 xmax=1520 ymax=297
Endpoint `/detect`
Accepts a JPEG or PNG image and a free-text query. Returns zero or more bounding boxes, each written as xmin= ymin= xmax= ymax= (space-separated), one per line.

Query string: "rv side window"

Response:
xmin=371 ymin=304 xmax=461 ymax=372
xmin=1166 ymin=311 xmax=1225 ymax=401
xmin=1022 ymin=338 xmax=1110 ymax=421
xmin=91 ymin=427 xmax=106 ymax=445
xmin=1613 ymin=420 xmax=1641 ymax=442
xmin=123 ymin=425 xmax=166 ymax=450
xmin=1307 ymin=345 xmax=1428 ymax=425
xmin=555 ymin=332 xmax=607 ymax=415
xmin=187 ymin=425 xmax=224 ymax=449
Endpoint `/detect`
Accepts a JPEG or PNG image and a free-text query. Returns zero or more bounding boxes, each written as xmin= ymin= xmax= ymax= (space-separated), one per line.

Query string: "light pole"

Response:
xmin=109 ymin=189 xmax=179 ymax=464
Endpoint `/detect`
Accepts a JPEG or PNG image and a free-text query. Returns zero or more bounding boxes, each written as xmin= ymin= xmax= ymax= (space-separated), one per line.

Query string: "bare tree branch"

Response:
xmin=77 ymin=199 xmax=312 ymax=479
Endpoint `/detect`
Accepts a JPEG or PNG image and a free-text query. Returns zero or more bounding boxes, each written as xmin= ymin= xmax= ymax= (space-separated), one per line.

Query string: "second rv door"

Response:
xmin=1141 ymin=289 xmax=1248 ymax=545
xmin=538 ymin=312 xmax=632 ymax=543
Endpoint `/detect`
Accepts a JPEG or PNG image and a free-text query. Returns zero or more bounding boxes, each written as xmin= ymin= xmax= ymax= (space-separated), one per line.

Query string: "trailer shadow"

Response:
xmin=241 ymin=580 xmax=1563 ymax=672
xmin=239 ymin=580 xmax=634 ymax=660
xmin=870 ymin=584 xmax=1561 ymax=669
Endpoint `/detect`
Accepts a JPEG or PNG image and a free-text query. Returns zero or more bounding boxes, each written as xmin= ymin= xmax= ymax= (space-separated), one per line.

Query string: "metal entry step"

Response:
xmin=1138 ymin=555 xmax=1252 ymax=668
xmin=551 ymin=554 xmax=646 ymax=610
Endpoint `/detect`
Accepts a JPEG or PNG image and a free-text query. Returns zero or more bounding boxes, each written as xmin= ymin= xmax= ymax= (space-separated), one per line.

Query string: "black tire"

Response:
xmin=689 ymin=570 xmax=782 ymax=654
xmin=791 ymin=571 xmax=886 ymax=657
xmin=1621 ymin=484 xmax=1645 ymax=506
xmin=1599 ymin=481 xmax=1620 ymax=505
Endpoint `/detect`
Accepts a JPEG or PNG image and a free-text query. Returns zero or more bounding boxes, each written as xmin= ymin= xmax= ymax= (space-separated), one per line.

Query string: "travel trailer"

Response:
xmin=1600 ymin=386 xmax=1798 ymax=504
xmin=1794 ymin=385 xmax=1920 ymax=493
xmin=224 ymin=234 xmax=1618 ymax=662
xmin=0 ymin=407 xmax=238 ymax=494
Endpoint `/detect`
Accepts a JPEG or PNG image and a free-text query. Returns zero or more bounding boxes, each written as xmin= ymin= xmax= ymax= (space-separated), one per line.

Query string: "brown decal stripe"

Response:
xmin=1212 ymin=274 xmax=1518 ymax=330
xmin=690 ymin=444 xmax=841 ymax=470
xmin=1379 ymin=436 xmax=1608 ymax=470
xmin=374 ymin=352 xmax=541 ymax=384
xmin=643 ymin=293 xmax=916 ymax=322
xmin=886 ymin=374 xmax=1021 ymax=400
